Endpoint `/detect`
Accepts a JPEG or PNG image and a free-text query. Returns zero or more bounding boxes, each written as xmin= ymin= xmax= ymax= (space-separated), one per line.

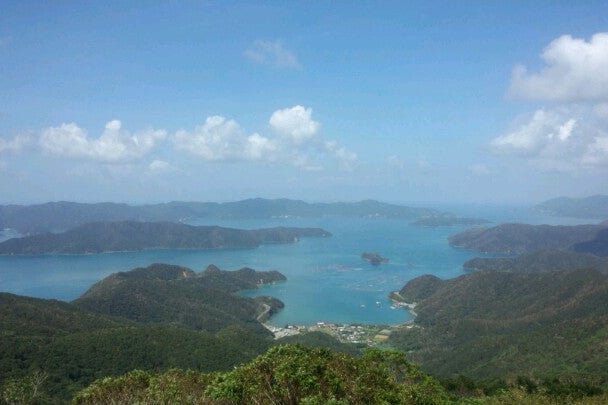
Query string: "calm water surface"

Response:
xmin=0 ymin=205 xmax=599 ymax=326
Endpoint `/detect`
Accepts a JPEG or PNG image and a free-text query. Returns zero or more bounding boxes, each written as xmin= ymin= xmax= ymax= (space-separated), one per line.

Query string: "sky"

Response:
xmin=1 ymin=1 xmax=608 ymax=205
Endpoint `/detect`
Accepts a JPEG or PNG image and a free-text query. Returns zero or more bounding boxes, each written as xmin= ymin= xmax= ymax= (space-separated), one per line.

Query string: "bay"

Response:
xmin=0 ymin=204 xmax=600 ymax=326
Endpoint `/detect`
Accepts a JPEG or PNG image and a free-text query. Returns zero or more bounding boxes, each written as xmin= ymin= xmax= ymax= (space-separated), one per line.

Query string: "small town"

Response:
xmin=265 ymin=320 xmax=417 ymax=346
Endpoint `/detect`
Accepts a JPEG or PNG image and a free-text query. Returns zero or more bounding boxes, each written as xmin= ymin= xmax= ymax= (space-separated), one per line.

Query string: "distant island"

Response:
xmin=463 ymin=249 xmax=608 ymax=274
xmin=0 ymin=198 xmax=440 ymax=234
xmin=448 ymin=222 xmax=607 ymax=254
xmin=361 ymin=252 xmax=389 ymax=265
xmin=410 ymin=215 xmax=488 ymax=227
xmin=533 ymin=195 xmax=608 ymax=219
xmin=0 ymin=221 xmax=331 ymax=255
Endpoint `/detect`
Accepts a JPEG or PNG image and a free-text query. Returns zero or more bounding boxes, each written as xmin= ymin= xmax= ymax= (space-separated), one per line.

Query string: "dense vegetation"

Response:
xmin=463 ymin=249 xmax=608 ymax=273
xmin=533 ymin=194 xmax=608 ymax=219
xmin=449 ymin=222 xmax=606 ymax=254
xmin=0 ymin=221 xmax=331 ymax=254
xmin=0 ymin=198 xmax=439 ymax=234
xmin=389 ymin=269 xmax=608 ymax=387
xmin=73 ymin=345 xmax=449 ymax=404
xmin=0 ymin=264 xmax=294 ymax=401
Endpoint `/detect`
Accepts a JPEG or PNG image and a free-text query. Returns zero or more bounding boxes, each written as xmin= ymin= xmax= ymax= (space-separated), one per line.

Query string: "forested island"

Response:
xmin=448 ymin=222 xmax=607 ymax=254
xmin=361 ymin=252 xmax=389 ymax=265
xmin=0 ymin=221 xmax=331 ymax=255
xmin=463 ymin=249 xmax=608 ymax=274
xmin=533 ymin=194 xmax=608 ymax=219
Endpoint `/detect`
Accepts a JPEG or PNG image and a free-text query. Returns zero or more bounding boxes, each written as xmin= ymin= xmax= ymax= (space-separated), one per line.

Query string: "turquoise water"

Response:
xmin=0 ymin=205 xmax=599 ymax=326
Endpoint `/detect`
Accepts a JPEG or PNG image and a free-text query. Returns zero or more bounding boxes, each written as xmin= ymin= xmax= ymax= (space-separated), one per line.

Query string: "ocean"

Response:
xmin=0 ymin=204 xmax=598 ymax=326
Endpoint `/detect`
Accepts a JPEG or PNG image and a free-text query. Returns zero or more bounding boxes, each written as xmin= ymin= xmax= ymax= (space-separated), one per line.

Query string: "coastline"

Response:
xmin=263 ymin=290 xmax=419 ymax=344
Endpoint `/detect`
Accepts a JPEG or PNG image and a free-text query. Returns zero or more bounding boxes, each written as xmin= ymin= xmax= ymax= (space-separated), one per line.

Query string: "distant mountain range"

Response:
xmin=0 ymin=221 xmax=331 ymax=255
xmin=533 ymin=195 xmax=608 ymax=219
xmin=0 ymin=199 xmax=439 ymax=234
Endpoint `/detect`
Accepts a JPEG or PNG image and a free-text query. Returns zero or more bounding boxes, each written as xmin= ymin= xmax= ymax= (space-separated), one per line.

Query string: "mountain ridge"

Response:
xmin=0 ymin=198 xmax=439 ymax=234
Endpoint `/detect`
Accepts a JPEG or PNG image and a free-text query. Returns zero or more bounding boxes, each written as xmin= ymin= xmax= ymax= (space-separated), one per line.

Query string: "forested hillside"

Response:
xmin=0 ymin=264 xmax=294 ymax=401
xmin=389 ymin=269 xmax=608 ymax=384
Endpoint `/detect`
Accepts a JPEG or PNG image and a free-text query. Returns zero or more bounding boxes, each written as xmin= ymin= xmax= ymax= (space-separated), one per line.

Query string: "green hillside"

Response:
xmin=0 ymin=263 xmax=291 ymax=401
xmin=389 ymin=269 xmax=608 ymax=384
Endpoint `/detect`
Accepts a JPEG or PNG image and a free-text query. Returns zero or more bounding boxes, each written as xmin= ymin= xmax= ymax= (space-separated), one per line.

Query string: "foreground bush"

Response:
xmin=74 ymin=345 xmax=448 ymax=404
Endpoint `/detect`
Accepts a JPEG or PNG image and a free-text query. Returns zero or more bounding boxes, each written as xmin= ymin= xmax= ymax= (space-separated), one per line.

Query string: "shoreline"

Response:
xmin=263 ymin=291 xmax=419 ymax=344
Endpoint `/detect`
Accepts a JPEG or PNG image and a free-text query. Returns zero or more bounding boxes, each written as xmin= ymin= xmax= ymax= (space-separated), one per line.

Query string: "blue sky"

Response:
xmin=1 ymin=1 xmax=607 ymax=205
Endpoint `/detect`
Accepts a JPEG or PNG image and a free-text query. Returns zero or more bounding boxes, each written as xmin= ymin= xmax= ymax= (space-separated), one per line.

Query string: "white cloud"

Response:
xmin=0 ymin=133 xmax=32 ymax=153
xmin=39 ymin=120 xmax=167 ymax=163
xmin=509 ymin=33 xmax=608 ymax=102
xmin=491 ymin=109 xmax=575 ymax=155
xmin=174 ymin=116 xmax=248 ymax=161
xmin=174 ymin=106 xmax=356 ymax=171
xmin=244 ymin=133 xmax=278 ymax=160
xmin=582 ymin=136 xmax=608 ymax=166
xmin=245 ymin=39 xmax=301 ymax=69
xmin=324 ymin=141 xmax=357 ymax=171
xmin=491 ymin=107 xmax=608 ymax=169
xmin=269 ymin=105 xmax=320 ymax=144
xmin=148 ymin=159 xmax=172 ymax=172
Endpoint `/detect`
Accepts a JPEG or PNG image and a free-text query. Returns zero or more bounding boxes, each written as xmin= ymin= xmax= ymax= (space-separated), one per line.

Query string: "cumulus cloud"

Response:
xmin=39 ymin=120 xmax=167 ymax=162
xmin=14 ymin=106 xmax=354 ymax=172
xmin=174 ymin=116 xmax=279 ymax=162
xmin=269 ymin=105 xmax=320 ymax=144
xmin=491 ymin=110 xmax=576 ymax=155
xmin=509 ymin=33 xmax=608 ymax=102
xmin=174 ymin=106 xmax=356 ymax=171
xmin=491 ymin=107 xmax=608 ymax=169
xmin=245 ymin=39 xmax=301 ymax=69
